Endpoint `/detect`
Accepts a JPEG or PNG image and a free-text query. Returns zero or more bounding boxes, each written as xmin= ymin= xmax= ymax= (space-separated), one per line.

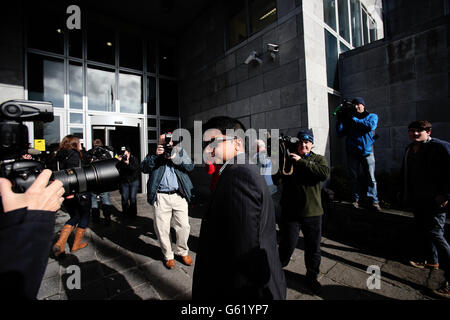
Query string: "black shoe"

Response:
xmin=306 ymin=277 xmax=322 ymax=295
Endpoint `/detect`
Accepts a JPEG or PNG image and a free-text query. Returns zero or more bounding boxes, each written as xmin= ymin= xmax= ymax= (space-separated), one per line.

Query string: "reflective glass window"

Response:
xmin=87 ymin=65 xmax=116 ymax=112
xmin=350 ymin=0 xmax=362 ymax=47
xmin=338 ymin=0 xmax=350 ymax=42
xmin=147 ymin=117 xmax=157 ymax=128
xmin=159 ymin=40 xmax=177 ymax=77
xmin=120 ymin=32 xmax=143 ymax=70
xmin=160 ymin=119 xmax=179 ymax=135
xmin=69 ymin=62 xmax=83 ymax=109
xmin=70 ymin=113 xmax=83 ymax=124
xmin=26 ymin=3 xmax=65 ymax=54
xmin=119 ymin=72 xmax=142 ymax=114
xmin=148 ymin=130 xmax=157 ymax=140
xmin=147 ymin=40 xmax=156 ymax=73
xmin=87 ymin=21 xmax=116 ymax=65
xmin=362 ymin=9 xmax=369 ymax=44
xmin=325 ymin=30 xmax=339 ymax=90
xmin=27 ymin=54 xmax=64 ymax=107
xmin=147 ymin=77 xmax=157 ymax=115
xmin=68 ymin=28 xmax=83 ymax=58
xmin=34 ymin=116 xmax=61 ymax=151
xmin=323 ymin=0 xmax=337 ymax=31
xmin=249 ymin=0 xmax=277 ymax=34
xmin=70 ymin=127 xmax=84 ymax=140
xmin=369 ymin=17 xmax=377 ymax=42
xmin=159 ymin=79 xmax=179 ymax=117
xmin=227 ymin=1 xmax=247 ymax=48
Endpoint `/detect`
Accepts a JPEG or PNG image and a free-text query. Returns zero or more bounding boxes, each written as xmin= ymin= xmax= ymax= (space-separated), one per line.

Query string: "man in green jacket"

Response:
xmin=278 ymin=129 xmax=330 ymax=295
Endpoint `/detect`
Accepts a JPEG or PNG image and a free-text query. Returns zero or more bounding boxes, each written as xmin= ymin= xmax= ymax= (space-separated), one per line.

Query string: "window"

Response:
xmin=323 ymin=0 xmax=337 ymax=31
xmin=69 ymin=113 xmax=83 ymax=124
xmin=69 ymin=62 xmax=83 ymax=109
xmin=26 ymin=3 xmax=65 ymax=55
xmin=119 ymin=72 xmax=142 ymax=114
xmin=325 ymin=30 xmax=339 ymax=90
xmin=159 ymin=79 xmax=179 ymax=117
xmin=159 ymin=40 xmax=177 ymax=77
xmin=147 ymin=77 xmax=157 ymax=115
xmin=350 ymin=0 xmax=363 ymax=47
xmin=249 ymin=0 xmax=277 ymax=34
xmin=337 ymin=0 xmax=350 ymax=42
xmin=160 ymin=119 xmax=180 ymax=135
xmin=27 ymin=54 xmax=65 ymax=107
xmin=87 ymin=65 xmax=116 ymax=112
xmin=227 ymin=0 xmax=277 ymax=49
xmin=362 ymin=8 xmax=369 ymax=44
xmin=120 ymin=31 xmax=143 ymax=70
xmin=87 ymin=20 xmax=116 ymax=66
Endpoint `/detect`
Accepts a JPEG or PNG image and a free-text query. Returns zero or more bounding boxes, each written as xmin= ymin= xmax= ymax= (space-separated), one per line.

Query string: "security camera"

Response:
xmin=244 ymin=51 xmax=263 ymax=65
xmin=267 ymin=43 xmax=279 ymax=52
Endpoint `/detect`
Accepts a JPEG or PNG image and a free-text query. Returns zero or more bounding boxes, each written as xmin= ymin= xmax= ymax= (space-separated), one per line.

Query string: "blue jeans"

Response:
xmin=347 ymin=152 xmax=378 ymax=203
xmin=91 ymin=192 xmax=111 ymax=209
xmin=64 ymin=195 xmax=91 ymax=229
xmin=120 ymin=180 xmax=139 ymax=210
xmin=414 ymin=210 xmax=450 ymax=281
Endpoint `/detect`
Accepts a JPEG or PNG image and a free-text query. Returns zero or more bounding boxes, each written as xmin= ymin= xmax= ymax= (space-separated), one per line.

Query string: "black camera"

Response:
xmin=0 ymin=100 xmax=120 ymax=196
xmin=86 ymin=145 xmax=113 ymax=163
xmin=333 ymin=99 xmax=355 ymax=120
xmin=163 ymin=132 xmax=173 ymax=157
xmin=119 ymin=146 xmax=128 ymax=161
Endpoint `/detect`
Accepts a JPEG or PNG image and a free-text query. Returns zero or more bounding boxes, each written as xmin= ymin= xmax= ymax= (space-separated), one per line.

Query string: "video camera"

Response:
xmin=277 ymin=135 xmax=300 ymax=176
xmin=0 ymin=100 xmax=120 ymax=196
xmin=333 ymin=99 xmax=355 ymax=120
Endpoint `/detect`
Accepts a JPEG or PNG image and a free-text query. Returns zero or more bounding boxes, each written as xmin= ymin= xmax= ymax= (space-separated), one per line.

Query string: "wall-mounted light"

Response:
xmin=267 ymin=43 xmax=279 ymax=59
xmin=56 ymin=28 xmax=63 ymax=34
xmin=106 ymin=42 xmax=113 ymax=47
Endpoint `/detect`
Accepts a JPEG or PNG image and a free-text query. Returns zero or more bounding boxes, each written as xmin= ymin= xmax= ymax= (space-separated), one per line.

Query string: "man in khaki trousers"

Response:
xmin=141 ymin=134 xmax=194 ymax=269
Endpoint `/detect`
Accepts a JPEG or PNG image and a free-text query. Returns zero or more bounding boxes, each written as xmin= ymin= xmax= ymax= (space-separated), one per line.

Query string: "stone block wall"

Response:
xmin=178 ymin=0 xmax=331 ymax=156
xmin=339 ymin=18 xmax=450 ymax=172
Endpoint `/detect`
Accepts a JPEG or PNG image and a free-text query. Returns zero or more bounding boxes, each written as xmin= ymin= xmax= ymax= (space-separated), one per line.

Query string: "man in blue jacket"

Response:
xmin=141 ymin=133 xmax=194 ymax=269
xmin=337 ymin=97 xmax=381 ymax=211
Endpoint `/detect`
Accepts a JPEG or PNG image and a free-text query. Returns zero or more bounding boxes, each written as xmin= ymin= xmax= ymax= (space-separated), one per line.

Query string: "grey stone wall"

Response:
xmin=178 ymin=0 xmax=311 ymax=142
xmin=0 ymin=4 xmax=25 ymax=103
xmin=339 ymin=19 xmax=450 ymax=172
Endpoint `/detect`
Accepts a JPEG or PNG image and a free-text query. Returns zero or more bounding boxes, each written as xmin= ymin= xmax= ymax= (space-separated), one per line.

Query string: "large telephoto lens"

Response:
xmin=52 ymin=158 xmax=120 ymax=195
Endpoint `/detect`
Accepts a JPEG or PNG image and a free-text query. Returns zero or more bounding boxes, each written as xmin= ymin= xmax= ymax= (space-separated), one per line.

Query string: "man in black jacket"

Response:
xmin=0 ymin=169 xmax=65 ymax=299
xmin=192 ymin=116 xmax=286 ymax=300
xmin=402 ymin=120 xmax=450 ymax=299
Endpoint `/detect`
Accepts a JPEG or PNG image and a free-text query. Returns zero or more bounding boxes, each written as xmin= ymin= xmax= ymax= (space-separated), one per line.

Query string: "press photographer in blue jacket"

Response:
xmin=336 ymin=97 xmax=381 ymax=211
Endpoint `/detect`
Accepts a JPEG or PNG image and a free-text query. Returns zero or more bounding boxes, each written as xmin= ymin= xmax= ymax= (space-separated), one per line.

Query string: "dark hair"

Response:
xmin=93 ymin=139 xmax=103 ymax=147
xmin=58 ymin=135 xmax=80 ymax=151
xmin=203 ymin=116 xmax=246 ymax=135
xmin=408 ymin=120 xmax=432 ymax=131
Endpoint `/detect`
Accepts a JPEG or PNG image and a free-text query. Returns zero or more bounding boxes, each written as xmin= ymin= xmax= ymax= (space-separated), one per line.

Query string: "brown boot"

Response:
xmin=71 ymin=227 xmax=88 ymax=252
xmin=52 ymin=224 xmax=75 ymax=257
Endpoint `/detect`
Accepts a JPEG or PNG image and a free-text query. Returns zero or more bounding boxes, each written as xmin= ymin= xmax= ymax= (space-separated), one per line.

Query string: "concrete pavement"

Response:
xmin=37 ymin=191 xmax=447 ymax=300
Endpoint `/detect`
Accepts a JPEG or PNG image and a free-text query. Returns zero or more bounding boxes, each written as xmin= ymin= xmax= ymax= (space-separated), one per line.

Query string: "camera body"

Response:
xmin=0 ymin=100 xmax=120 ymax=195
xmin=163 ymin=132 xmax=173 ymax=157
xmin=333 ymin=99 xmax=355 ymax=120
xmin=119 ymin=146 xmax=128 ymax=161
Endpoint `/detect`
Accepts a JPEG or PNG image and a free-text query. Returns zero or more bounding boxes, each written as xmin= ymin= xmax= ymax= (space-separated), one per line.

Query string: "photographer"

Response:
xmin=141 ymin=133 xmax=194 ymax=269
xmin=86 ymin=139 xmax=114 ymax=224
xmin=336 ymin=97 xmax=381 ymax=211
xmin=0 ymin=169 xmax=65 ymax=299
xmin=52 ymin=135 xmax=91 ymax=257
xmin=278 ymin=130 xmax=329 ymax=295
xmin=116 ymin=146 xmax=140 ymax=218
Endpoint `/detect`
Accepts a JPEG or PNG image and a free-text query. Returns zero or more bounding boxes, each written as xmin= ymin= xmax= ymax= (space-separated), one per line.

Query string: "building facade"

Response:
xmin=1 ymin=0 xmax=446 ymax=195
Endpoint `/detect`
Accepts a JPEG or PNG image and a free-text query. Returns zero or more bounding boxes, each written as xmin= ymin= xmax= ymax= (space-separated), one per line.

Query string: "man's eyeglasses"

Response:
xmin=408 ymin=128 xmax=428 ymax=133
xmin=202 ymin=136 xmax=236 ymax=149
